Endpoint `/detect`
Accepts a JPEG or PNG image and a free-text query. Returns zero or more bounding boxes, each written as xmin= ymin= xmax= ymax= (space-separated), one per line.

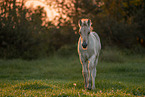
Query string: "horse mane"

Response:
xmin=81 ymin=19 xmax=89 ymax=22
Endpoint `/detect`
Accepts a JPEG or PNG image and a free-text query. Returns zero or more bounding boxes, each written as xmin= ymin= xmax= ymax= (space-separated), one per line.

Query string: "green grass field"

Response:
xmin=0 ymin=52 xmax=145 ymax=96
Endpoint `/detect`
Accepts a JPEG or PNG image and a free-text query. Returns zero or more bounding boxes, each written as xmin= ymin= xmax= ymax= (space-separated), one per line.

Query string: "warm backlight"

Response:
xmin=25 ymin=0 xmax=59 ymax=21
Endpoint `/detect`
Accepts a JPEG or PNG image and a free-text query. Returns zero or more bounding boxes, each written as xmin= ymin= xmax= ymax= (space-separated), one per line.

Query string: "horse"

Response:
xmin=78 ymin=19 xmax=101 ymax=90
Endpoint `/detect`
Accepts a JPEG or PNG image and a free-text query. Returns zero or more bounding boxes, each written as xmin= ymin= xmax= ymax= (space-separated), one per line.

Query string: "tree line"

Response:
xmin=0 ymin=0 xmax=145 ymax=59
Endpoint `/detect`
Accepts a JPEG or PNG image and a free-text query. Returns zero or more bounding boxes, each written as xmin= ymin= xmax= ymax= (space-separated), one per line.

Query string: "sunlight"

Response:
xmin=25 ymin=0 xmax=59 ymax=22
xmin=24 ymin=0 xmax=72 ymax=26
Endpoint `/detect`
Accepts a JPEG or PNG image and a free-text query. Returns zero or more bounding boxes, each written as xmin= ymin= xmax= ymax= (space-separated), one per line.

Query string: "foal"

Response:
xmin=78 ymin=19 xmax=101 ymax=90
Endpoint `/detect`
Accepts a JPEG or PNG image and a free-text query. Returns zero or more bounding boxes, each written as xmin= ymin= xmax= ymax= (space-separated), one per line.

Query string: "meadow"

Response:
xmin=0 ymin=49 xmax=145 ymax=96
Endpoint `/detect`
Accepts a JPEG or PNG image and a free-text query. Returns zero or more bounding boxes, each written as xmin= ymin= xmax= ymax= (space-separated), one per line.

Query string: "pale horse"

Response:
xmin=78 ymin=19 xmax=101 ymax=90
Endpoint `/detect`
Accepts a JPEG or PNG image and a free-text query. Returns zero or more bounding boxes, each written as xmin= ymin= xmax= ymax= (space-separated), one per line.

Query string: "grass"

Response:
xmin=0 ymin=52 xmax=145 ymax=96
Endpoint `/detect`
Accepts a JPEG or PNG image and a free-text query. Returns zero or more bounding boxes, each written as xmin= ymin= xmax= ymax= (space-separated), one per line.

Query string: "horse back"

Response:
xmin=91 ymin=32 xmax=101 ymax=51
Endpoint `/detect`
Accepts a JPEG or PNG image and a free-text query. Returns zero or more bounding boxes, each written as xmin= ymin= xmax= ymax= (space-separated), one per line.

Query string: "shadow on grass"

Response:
xmin=15 ymin=82 xmax=53 ymax=91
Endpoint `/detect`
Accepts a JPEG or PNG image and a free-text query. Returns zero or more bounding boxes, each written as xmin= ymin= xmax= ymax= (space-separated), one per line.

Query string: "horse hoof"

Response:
xmin=87 ymin=87 xmax=92 ymax=90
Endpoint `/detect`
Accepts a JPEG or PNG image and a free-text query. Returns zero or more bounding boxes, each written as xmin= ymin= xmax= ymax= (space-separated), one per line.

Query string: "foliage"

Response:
xmin=56 ymin=44 xmax=78 ymax=57
xmin=53 ymin=0 xmax=145 ymax=50
xmin=91 ymin=15 xmax=137 ymax=48
xmin=134 ymin=9 xmax=145 ymax=47
xmin=0 ymin=0 xmax=145 ymax=59
xmin=0 ymin=0 xmax=48 ymax=59
xmin=101 ymin=0 xmax=145 ymax=47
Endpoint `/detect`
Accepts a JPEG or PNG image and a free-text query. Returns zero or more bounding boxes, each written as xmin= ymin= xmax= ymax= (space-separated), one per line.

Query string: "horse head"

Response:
xmin=78 ymin=19 xmax=92 ymax=49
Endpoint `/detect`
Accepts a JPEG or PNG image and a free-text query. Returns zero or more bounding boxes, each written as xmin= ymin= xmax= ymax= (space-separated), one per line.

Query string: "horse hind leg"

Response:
xmin=91 ymin=57 xmax=99 ymax=90
xmin=91 ymin=68 xmax=96 ymax=90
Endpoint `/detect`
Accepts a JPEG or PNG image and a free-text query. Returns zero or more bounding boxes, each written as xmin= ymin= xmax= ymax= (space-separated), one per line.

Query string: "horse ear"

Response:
xmin=78 ymin=19 xmax=82 ymax=27
xmin=88 ymin=19 xmax=91 ymax=27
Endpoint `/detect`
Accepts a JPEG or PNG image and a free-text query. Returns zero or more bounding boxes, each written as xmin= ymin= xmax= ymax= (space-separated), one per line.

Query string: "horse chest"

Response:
xmin=80 ymin=49 xmax=94 ymax=59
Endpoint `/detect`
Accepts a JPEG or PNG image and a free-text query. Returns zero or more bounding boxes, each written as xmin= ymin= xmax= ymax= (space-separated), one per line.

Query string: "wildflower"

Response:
xmin=100 ymin=90 xmax=102 ymax=93
xmin=73 ymin=83 xmax=76 ymax=86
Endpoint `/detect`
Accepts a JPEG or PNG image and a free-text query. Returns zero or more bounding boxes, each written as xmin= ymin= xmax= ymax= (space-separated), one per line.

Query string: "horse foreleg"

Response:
xmin=87 ymin=66 xmax=92 ymax=90
xmin=91 ymin=56 xmax=99 ymax=90
xmin=79 ymin=55 xmax=88 ymax=89
xmin=82 ymin=63 xmax=88 ymax=89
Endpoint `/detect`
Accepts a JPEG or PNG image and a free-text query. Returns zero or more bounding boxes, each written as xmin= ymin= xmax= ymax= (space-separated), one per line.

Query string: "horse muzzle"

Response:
xmin=82 ymin=41 xmax=87 ymax=49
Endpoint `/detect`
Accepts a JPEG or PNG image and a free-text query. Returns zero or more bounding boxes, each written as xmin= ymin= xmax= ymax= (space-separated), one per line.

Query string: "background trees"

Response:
xmin=0 ymin=0 xmax=145 ymax=59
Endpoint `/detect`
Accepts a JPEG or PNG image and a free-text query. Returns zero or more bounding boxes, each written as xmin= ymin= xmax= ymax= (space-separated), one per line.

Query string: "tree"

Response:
xmin=0 ymin=0 xmax=54 ymax=59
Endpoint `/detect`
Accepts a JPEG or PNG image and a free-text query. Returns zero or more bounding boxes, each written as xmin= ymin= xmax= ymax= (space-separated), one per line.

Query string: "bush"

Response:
xmin=124 ymin=44 xmax=145 ymax=56
xmin=100 ymin=47 xmax=126 ymax=63
xmin=56 ymin=44 xmax=78 ymax=57
xmin=93 ymin=16 xmax=137 ymax=48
